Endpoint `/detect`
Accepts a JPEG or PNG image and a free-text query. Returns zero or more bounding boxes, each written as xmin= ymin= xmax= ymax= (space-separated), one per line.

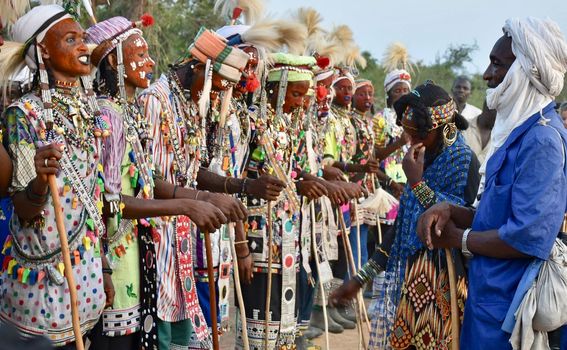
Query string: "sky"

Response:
xmin=266 ymin=0 xmax=567 ymax=74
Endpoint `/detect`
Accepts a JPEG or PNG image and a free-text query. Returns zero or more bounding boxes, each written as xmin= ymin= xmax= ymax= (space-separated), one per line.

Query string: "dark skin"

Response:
xmin=353 ymin=84 xmax=395 ymax=188
xmin=416 ymin=34 xmax=529 ymax=260
xmin=101 ymin=38 xmax=230 ymax=233
xmin=476 ymin=101 xmax=497 ymax=149
xmin=233 ymin=46 xmax=259 ymax=98
xmin=267 ymin=80 xmax=328 ymax=199
xmin=172 ymin=63 xmax=285 ymax=202
xmin=13 ymin=19 xmax=92 ymax=219
xmin=451 ymin=78 xmax=472 ymax=113
xmin=330 ymin=110 xmax=449 ymax=306
xmin=332 ymin=78 xmax=353 ymax=108
xmin=376 ymin=82 xmax=411 ymax=197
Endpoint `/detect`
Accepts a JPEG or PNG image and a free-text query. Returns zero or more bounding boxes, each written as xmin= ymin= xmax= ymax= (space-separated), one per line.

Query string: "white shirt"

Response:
xmin=461 ymin=103 xmax=482 ymax=121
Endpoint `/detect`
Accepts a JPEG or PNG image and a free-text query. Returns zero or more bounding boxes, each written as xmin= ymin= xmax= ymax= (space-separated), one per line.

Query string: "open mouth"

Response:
xmin=78 ymin=55 xmax=90 ymax=65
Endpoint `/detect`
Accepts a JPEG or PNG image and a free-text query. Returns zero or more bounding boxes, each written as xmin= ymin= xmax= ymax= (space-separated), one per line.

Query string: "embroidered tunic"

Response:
xmin=1 ymin=93 xmax=105 ymax=345
xmin=138 ymin=75 xmax=210 ymax=345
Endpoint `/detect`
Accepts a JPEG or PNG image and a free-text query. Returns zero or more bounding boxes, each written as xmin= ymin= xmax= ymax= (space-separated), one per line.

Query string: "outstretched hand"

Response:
xmin=416 ymin=202 xmax=453 ymax=250
xmin=329 ymin=279 xmax=362 ymax=306
xmin=246 ymin=174 xmax=286 ymax=201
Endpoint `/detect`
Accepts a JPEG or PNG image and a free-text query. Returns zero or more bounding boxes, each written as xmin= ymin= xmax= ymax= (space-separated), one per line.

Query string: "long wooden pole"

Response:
xmin=204 ymin=232 xmax=219 ymax=350
xmin=229 ymin=223 xmax=250 ymax=350
xmin=310 ymin=201 xmax=330 ymax=350
xmin=445 ymin=248 xmax=460 ymax=350
xmin=48 ymin=175 xmax=84 ymax=350
xmin=337 ymin=212 xmax=368 ymax=349
xmin=264 ymin=201 xmax=274 ymax=350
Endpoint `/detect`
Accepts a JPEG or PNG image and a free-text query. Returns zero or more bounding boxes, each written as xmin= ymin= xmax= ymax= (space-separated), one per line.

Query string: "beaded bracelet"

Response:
xmin=353 ymin=259 xmax=383 ymax=286
xmin=412 ymin=181 xmax=436 ymax=209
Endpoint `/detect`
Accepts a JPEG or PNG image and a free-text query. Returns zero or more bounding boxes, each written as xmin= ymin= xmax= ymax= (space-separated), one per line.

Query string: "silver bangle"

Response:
xmin=461 ymin=228 xmax=473 ymax=258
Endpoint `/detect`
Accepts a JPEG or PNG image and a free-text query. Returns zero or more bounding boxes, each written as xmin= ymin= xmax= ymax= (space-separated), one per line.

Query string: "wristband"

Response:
xmin=102 ymin=268 xmax=113 ymax=275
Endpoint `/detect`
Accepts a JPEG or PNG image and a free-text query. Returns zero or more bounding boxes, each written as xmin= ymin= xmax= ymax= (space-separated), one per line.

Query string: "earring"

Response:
xmin=442 ymin=123 xmax=457 ymax=147
xmin=269 ymin=89 xmax=274 ymax=94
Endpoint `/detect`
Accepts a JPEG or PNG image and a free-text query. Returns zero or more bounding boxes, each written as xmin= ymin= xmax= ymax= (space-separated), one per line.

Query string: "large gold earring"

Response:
xmin=443 ymin=123 xmax=457 ymax=147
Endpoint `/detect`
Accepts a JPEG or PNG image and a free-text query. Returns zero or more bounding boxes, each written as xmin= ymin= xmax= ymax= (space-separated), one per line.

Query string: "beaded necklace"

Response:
xmin=51 ymin=90 xmax=97 ymax=151
xmin=331 ymin=104 xmax=357 ymax=163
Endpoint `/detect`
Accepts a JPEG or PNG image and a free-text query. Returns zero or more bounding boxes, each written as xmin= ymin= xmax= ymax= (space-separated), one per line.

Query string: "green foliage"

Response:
xmin=96 ymin=0 xmax=223 ymax=73
xmin=359 ymin=43 xmax=489 ymax=109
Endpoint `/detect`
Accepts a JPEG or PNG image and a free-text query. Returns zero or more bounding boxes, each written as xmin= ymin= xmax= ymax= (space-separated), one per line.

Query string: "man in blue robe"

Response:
xmin=416 ymin=18 xmax=567 ymax=349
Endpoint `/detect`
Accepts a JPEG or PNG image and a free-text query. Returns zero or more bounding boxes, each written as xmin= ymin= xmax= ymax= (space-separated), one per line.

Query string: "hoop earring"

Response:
xmin=442 ymin=123 xmax=458 ymax=147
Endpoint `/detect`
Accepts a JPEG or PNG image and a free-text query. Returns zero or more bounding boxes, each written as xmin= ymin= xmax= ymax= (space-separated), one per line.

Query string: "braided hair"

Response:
xmin=394 ymin=81 xmax=468 ymax=139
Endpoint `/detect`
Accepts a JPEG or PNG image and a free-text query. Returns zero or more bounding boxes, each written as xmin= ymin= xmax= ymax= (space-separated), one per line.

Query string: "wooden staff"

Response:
xmin=264 ymin=201 xmax=274 ymax=350
xmin=310 ymin=201 xmax=330 ymax=350
xmin=337 ymin=212 xmax=369 ymax=349
xmin=369 ymin=174 xmax=382 ymax=245
xmin=228 ymin=223 xmax=250 ymax=350
xmin=353 ymin=200 xmax=362 ymax=271
xmin=445 ymin=248 xmax=460 ymax=350
xmin=204 ymin=231 xmax=219 ymax=350
xmin=48 ymin=175 xmax=84 ymax=350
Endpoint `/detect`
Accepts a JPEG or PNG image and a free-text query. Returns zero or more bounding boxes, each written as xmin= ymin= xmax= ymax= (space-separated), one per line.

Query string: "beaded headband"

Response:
xmin=402 ymin=99 xmax=456 ymax=130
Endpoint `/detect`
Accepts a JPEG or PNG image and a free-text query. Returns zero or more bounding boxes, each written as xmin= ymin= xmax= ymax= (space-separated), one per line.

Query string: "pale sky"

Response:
xmin=266 ymin=0 xmax=567 ymax=74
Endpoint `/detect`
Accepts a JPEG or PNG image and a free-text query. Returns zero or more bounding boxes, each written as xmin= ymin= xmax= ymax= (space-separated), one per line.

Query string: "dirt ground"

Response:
xmin=219 ymin=281 xmax=371 ymax=349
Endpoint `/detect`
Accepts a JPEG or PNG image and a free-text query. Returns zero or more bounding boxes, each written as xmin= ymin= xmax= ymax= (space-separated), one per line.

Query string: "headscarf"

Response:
xmin=86 ymin=16 xmax=142 ymax=67
xmin=332 ymin=71 xmax=355 ymax=88
xmin=384 ymin=69 xmax=411 ymax=93
xmin=355 ymin=78 xmax=373 ymax=91
xmin=11 ymin=4 xmax=72 ymax=71
xmin=480 ymin=17 xmax=567 ymax=195
xmin=267 ymin=53 xmax=316 ymax=82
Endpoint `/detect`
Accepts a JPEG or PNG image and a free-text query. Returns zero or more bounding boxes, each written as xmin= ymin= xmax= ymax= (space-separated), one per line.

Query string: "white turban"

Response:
xmin=477 ymin=17 xmax=567 ymax=204
xmin=332 ymin=72 xmax=355 ymax=88
xmin=384 ymin=69 xmax=411 ymax=93
xmin=11 ymin=4 xmax=73 ymax=71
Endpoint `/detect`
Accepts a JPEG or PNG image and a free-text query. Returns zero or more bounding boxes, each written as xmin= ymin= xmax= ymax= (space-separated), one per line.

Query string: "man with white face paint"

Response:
xmin=417 ymin=17 xmax=567 ymax=349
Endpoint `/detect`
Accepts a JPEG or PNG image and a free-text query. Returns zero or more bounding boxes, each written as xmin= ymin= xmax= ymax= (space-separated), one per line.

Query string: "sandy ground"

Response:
xmin=219 ymin=280 xmax=372 ymax=349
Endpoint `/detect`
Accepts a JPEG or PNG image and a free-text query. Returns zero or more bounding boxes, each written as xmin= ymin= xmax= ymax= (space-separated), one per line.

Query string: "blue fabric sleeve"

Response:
xmin=498 ymin=127 xmax=567 ymax=260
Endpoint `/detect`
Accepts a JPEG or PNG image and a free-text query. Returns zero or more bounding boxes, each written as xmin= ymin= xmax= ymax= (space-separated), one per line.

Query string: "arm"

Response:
xmin=5 ymin=107 xmax=65 ymax=219
xmin=430 ymin=225 xmax=529 ymax=259
xmin=374 ymin=136 xmax=407 ymax=160
xmin=425 ymin=128 xmax=566 ymax=260
xmin=196 ymin=168 xmax=243 ymax=194
xmin=154 ymin=178 xmax=247 ymax=222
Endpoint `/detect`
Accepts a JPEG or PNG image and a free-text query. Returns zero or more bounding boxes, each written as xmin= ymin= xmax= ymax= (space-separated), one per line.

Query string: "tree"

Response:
xmin=96 ymin=0 xmax=223 ymax=73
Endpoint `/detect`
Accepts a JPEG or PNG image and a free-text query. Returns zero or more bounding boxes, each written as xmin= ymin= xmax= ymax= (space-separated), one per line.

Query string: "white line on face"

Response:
xmin=130 ymin=61 xmax=137 ymax=71
xmin=134 ymin=37 xmax=146 ymax=47
xmin=139 ymin=71 xmax=146 ymax=79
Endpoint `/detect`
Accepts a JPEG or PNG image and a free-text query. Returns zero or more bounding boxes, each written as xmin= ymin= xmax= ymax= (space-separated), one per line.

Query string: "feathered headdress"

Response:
xmin=0 ymin=0 xmax=30 ymax=29
xmin=382 ymin=42 xmax=413 ymax=92
xmin=274 ymin=20 xmax=308 ymax=55
xmin=382 ymin=42 xmax=412 ymax=72
xmin=214 ymin=0 xmax=264 ymax=25
xmin=327 ymin=25 xmax=366 ymax=72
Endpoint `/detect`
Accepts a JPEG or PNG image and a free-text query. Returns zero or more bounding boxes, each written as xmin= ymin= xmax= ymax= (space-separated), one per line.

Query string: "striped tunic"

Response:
xmin=137 ymin=75 xmax=190 ymax=322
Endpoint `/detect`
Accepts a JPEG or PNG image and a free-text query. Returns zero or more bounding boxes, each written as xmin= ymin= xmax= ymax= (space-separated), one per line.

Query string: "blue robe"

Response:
xmin=461 ymin=103 xmax=567 ymax=349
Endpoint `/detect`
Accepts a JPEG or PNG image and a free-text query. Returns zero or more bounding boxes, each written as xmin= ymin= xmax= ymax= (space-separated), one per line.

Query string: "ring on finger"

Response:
xmin=44 ymin=158 xmax=49 ymax=168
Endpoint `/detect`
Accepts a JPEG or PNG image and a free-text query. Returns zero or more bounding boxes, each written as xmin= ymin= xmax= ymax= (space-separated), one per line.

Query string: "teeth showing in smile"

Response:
xmin=78 ymin=55 xmax=89 ymax=63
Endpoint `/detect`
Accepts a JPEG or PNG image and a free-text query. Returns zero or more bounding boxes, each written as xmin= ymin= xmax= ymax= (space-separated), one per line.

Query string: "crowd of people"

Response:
xmin=1 ymin=2 xmax=567 ymax=350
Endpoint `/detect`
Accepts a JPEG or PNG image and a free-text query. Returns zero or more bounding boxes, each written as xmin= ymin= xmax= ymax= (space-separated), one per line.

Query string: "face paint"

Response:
xmin=41 ymin=19 xmax=90 ymax=78
xmin=122 ymin=33 xmax=154 ymax=89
